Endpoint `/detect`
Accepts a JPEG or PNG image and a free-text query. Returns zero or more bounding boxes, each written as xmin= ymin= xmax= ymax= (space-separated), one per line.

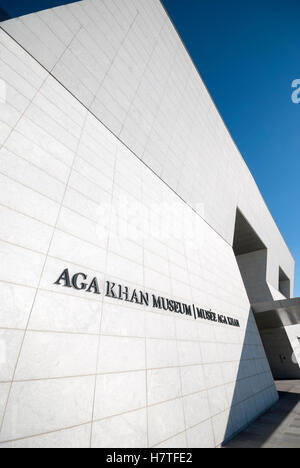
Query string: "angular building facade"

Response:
xmin=0 ymin=0 xmax=298 ymax=448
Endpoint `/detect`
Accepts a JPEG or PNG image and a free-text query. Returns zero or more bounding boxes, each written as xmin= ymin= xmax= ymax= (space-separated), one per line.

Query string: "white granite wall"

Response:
xmin=0 ymin=27 xmax=278 ymax=447
xmin=0 ymin=0 xmax=294 ymax=293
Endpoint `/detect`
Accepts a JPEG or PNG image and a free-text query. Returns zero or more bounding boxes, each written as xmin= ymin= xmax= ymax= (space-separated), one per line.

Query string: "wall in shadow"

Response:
xmin=259 ymin=327 xmax=300 ymax=380
xmin=223 ymin=389 xmax=300 ymax=448
xmin=236 ymin=249 xmax=274 ymax=304
xmin=222 ymin=308 xmax=279 ymax=445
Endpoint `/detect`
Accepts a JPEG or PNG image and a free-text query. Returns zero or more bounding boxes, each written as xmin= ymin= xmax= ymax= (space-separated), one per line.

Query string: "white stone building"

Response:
xmin=0 ymin=0 xmax=299 ymax=448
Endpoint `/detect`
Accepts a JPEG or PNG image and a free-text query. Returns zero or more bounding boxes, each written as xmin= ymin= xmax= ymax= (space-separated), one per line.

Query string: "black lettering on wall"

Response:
xmin=54 ymin=269 xmax=72 ymax=288
xmin=54 ymin=269 xmax=241 ymax=328
xmin=72 ymin=273 xmax=88 ymax=290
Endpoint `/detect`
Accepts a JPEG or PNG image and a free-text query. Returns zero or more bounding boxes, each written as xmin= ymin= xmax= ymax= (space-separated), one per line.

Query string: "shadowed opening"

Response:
xmin=233 ymin=209 xmax=266 ymax=256
xmin=233 ymin=209 xmax=271 ymax=304
xmin=279 ymin=267 xmax=291 ymax=299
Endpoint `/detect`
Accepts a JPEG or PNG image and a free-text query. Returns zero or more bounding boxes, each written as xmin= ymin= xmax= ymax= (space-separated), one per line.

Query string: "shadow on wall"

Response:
xmin=232 ymin=209 xmax=299 ymax=380
xmin=233 ymin=210 xmax=274 ymax=304
xmin=222 ymin=308 xmax=278 ymax=445
xmin=223 ymin=389 xmax=300 ymax=448
xmin=259 ymin=327 xmax=300 ymax=380
xmin=236 ymin=249 xmax=275 ymax=304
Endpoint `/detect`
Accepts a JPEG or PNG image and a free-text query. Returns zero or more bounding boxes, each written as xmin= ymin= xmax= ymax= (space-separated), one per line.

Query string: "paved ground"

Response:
xmin=224 ymin=380 xmax=300 ymax=448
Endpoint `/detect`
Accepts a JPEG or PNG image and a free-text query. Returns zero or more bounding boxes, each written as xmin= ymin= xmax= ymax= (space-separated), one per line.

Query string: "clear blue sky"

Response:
xmin=1 ymin=1 xmax=299 ymax=296
xmin=162 ymin=0 xmax=300 ymax=297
